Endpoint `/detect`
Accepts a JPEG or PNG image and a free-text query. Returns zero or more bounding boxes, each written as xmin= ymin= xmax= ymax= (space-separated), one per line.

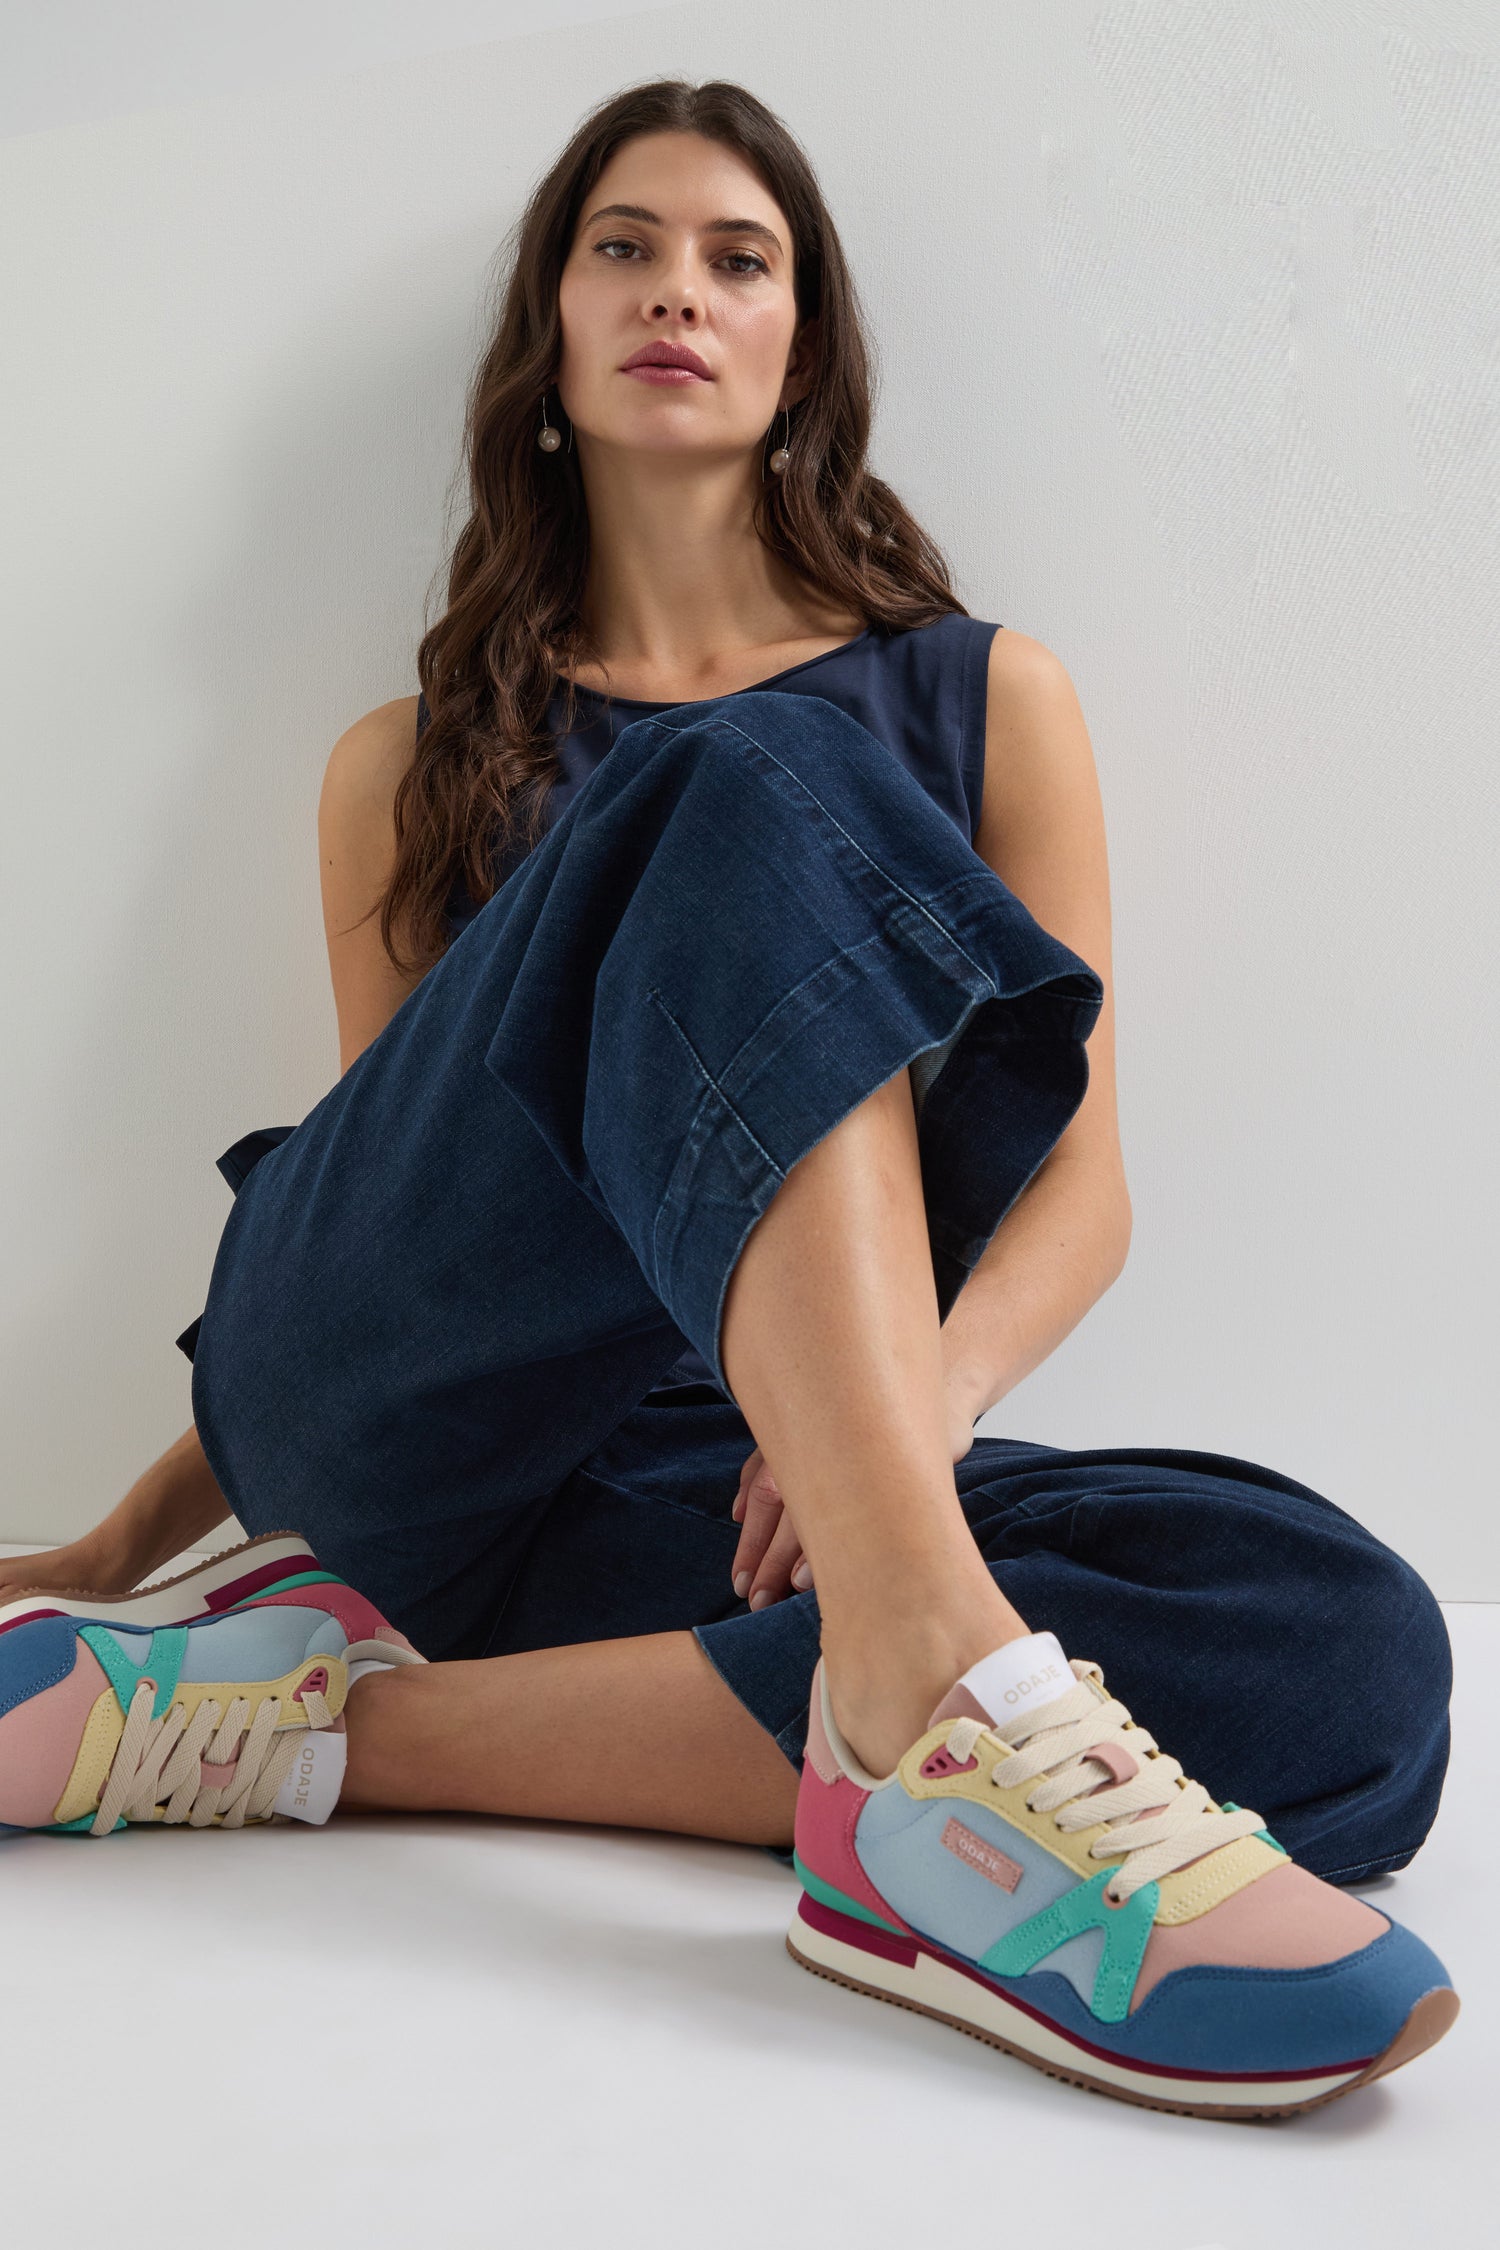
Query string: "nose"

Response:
xmin=648 ymin=294 xmax=698 ymax=324
xmin=644 ymin=245 xmax=701 ymax=323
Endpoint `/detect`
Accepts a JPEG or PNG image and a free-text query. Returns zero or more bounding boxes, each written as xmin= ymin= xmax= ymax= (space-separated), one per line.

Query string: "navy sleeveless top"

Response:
xmin=416 ymin=609 xmax=1002 ymax=1392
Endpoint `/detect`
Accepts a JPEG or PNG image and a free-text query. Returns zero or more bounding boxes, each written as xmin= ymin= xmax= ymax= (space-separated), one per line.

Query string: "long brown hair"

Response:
xmin=383 ymin=76 xmax=968 ymax=975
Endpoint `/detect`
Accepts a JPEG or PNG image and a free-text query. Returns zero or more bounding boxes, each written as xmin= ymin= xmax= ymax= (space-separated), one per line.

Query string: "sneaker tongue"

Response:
xmin=927 ymin=1631 xmax=1075 ymax=1731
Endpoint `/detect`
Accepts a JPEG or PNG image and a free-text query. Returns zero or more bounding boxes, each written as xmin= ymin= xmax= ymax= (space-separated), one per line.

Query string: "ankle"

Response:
xmin=338 ymin=1660 xmax=415 ymax=1809
xmin=821 ymin=1601 xmax=1030 ymax=1779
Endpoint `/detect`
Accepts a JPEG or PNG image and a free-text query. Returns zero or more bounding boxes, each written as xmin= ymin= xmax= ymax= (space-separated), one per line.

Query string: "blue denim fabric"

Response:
xmin=186 ymin=690 xmax=1449 ymax=1887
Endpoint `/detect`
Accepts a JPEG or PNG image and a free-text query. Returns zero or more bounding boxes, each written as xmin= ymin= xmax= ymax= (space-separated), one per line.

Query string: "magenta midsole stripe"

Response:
xmin=0 ymin=1546 xmax=325 ymax=1638
xmin=202 ymin=1558 xmax=326 ymax=1611
xmin=793 ymin=1893 xmax=1374 ymax=2085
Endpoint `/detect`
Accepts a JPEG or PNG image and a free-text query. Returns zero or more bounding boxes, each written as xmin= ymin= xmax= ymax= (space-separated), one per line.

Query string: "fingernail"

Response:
xmin=734 ymin=1572 xmax=751 ymax=1599
xmin=791 ymin=1561 xmax=812 ymax=1590
xmin=749 ymin=1588 xmax=772 ymax=1611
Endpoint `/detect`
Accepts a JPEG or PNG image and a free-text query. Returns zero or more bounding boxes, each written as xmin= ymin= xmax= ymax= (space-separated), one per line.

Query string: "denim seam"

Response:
xmin=569 ymin=1463 xmax=739 ymax=1535
xmin=1317 ymin=1846 xmax=1425 ymax=1884
xmin=650 ymin=710 xmax=998 ymax=989
xmin=644 ymin=986 xmax=785 ymax=1182
xmin=713 ymin=919 xmax=971 ymax=1115
xmin=645 ymin=985 xmax=785 ymax=1295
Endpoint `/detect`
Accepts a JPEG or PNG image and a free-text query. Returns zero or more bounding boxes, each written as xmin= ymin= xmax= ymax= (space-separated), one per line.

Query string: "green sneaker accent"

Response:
xmin=51 ymin=1813 xmax=128 ymax=1834
xmin=224 ymin=1570 xmax=347 ymax=1606
xmin=792 ymin=1852 xmax=905 ymax=1934
xmin=79 ymin=1624 xmax=187 ymax=1724
xmin=979 ymin=1868 xmax=1160 ymax=2024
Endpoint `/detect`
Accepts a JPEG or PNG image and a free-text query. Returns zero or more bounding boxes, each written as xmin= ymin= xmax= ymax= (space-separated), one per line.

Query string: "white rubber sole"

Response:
xmin=0 ymin=1532 xmax=323 ymax=1637
xmin=787 ymin=1892 xmax=1458 ymax=2120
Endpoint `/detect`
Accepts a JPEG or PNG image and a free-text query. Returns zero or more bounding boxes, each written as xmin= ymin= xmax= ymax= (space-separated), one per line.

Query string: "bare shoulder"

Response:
xmin=972 ymin=626 xmax=1128 ymax=1205
xmin=318 ymin=693 xmax=422 ymax=901
xmin=320 ymin=693 xmax=422 ymax=819
xmin=318 ymin=695 xmax=427 ymax=1073
xmin=975 ymin=629 xmax=1099 ymax=842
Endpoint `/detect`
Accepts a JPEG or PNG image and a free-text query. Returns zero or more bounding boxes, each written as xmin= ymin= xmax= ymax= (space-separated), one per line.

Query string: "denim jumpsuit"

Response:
xmin=176 ymin=617 xmax=1450 ymax=1885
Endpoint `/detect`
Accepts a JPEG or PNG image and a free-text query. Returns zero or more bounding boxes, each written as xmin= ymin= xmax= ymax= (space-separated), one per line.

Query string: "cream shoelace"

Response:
xmin=942 ymin=1663 xmax=1268 ymax=1903
xmin=90 ymin=1680 xmax=334 ymax=1837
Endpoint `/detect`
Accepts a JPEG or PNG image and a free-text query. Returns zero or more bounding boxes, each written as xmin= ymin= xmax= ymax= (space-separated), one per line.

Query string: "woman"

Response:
xmin=0 ymin=79 xmax=1458 ymax=2116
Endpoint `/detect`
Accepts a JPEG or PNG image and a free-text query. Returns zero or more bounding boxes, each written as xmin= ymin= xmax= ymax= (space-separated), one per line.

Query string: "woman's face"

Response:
xmin=556 ymin=130 xmax=813 ymax=470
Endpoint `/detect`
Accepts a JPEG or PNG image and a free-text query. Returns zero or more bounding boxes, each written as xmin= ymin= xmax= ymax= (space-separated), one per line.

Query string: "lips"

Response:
xmin=621 ymin=342 xmax=712 ymax=379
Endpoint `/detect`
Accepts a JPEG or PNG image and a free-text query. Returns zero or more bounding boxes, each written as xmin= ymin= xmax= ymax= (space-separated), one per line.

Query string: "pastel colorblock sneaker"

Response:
xmin=0 ymin=1550 xmax=425 ymax=1836
xmin=788 ymin=1632 xmax=1459 ymax=2119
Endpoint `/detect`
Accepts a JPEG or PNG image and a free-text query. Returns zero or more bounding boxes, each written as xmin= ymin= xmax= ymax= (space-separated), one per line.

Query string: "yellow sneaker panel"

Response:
xmin=52 ymin=1689 xmax=127 ymax=1825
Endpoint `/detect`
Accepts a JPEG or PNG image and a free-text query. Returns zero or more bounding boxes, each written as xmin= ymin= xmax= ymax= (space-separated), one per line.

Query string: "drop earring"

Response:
xmin=537 ymin=393 xmax=564 ymax=453
xmin=768 ymin=404 xmax=791 ymax=476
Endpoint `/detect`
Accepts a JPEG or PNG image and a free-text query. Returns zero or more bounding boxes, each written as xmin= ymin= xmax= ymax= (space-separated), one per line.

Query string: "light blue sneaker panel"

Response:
xmin=175 ymin=1607 xmax=349 ymax=1681
xmin=854 ymin=1791 xmax=1077 ymax=1963
xmin=92 ymin=1625 xmax=152 ymax=1659
xmin=303 ymin=1617 xmax=352 ymax=1660
xmin=1030 ymin=1924 xmax=1107 ymax=2007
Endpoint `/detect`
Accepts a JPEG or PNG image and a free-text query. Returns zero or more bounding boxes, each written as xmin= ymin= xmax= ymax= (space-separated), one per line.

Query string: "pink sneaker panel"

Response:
xmin=0 ymin=1642 xmax=110 ymax=1825
xmin=244 ymin=1585 xmax=418 ymax=1653
xmin=794 ymin=1763 xmax=920 ymax=1933
xmin=796 ymin=1675 xmax=919 ymax=1936
xmin=1129 ymin=1860 xmax=1390 ymax=2010
xmin=1083 ymin=1741 xmax=1139 ymax=1787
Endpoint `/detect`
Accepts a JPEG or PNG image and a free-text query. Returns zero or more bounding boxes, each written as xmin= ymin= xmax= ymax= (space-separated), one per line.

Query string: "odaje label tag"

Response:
xmin=273 ymin=1727 xmax=348 ymax=1825
xmin=956 ymin=1631 xmax=1074 ymax=1725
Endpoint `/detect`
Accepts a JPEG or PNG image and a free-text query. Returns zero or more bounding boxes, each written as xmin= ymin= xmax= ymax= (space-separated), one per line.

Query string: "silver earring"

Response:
xmin=768 ymin=405 xmax=791 ymax=476
xmin=537 ymin=394 xmax=563 ymax=453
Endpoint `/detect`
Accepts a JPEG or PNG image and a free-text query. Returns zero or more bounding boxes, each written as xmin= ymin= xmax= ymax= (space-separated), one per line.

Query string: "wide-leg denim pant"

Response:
xmin=186 ymin=691 xmax=1450 ymax=1887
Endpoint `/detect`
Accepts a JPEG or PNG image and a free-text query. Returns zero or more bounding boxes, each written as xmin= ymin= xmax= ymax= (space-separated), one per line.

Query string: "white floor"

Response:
xmin=1 ymin=1554 xmax=1491 ymax=2250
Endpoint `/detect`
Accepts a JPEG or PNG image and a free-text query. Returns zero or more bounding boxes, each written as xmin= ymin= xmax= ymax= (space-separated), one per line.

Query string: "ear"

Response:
xmin=780 ymin=314 xmax=822 ymax=408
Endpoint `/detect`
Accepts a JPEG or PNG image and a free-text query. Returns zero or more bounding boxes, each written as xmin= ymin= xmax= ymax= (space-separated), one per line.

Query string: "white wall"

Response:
xmin=2 ymin=0 xmax=1495 ymax=1593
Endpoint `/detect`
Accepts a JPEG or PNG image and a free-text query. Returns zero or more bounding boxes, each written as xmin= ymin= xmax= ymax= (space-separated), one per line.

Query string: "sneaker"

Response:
xmin=0 ymin=1549 xmax=425 ymax=1836
xmin=0 ymin=1531 xmax=338 ymax=1637
xmin=787 ymin=1631 xmax=1459 ymax=2118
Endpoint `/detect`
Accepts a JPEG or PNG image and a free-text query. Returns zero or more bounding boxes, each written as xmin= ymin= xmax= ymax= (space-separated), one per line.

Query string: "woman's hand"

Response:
xmin=728 ymin=1361 xmax=993 ymax=1609
xmin=729 ymin=1449 xmax=807 ymax=1610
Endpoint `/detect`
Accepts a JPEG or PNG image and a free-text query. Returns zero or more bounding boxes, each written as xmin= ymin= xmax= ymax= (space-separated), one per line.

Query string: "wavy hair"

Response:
xmin=383 ymin=76 xmax=968 ymax=973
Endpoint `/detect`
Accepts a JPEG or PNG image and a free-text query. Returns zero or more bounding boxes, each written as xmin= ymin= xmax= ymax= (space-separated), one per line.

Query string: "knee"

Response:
xmin=1333 ymin=1535 xmax=1450 ymax=1758
xmin=1285 ymin=1533 xmax=1452 ymax=1881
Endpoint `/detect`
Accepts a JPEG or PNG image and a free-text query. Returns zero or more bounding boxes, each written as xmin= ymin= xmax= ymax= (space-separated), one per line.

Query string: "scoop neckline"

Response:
xmin=555 ymin=626 xmax=876 ymax=708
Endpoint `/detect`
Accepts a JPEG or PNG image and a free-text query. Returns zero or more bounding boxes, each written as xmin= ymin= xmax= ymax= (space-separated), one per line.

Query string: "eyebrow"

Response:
xmin=580 ymin=202 xmax=784 ymax=255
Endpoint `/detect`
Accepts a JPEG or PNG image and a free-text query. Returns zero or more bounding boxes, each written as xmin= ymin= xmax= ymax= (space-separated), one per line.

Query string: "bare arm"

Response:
xmin=940 ymin=629 xmax=1133 ymax=1422
xmin=0 ymin=699 xmax=428 ymax=1602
